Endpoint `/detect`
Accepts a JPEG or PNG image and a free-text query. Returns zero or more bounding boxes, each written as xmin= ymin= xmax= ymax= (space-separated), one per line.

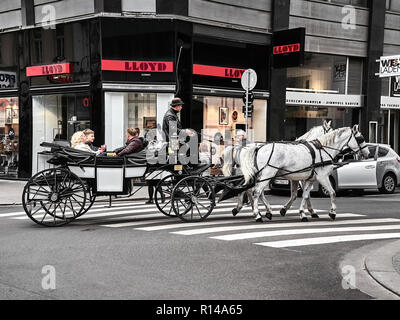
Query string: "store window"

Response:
xmin=287 ymin=53 xmax=348 ymax=94
xmin=193 ymin=95 xmax=267 ymax=143
xmin=32 ymin=94 xmax=91 ymax=173
xmin=104 ymin=92 xmax=172 ymax=151
xmin=284 ymin=106 xmax=354 ymax=140
xmin=0 ymin=97 xmax=19 ymax=178
xmin=126 ymin=93 xmax=157 ymax=137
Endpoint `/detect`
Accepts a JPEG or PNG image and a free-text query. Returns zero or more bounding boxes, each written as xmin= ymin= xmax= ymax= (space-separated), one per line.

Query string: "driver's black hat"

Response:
xmin=170 ymin=97 xmax=184 ymax=107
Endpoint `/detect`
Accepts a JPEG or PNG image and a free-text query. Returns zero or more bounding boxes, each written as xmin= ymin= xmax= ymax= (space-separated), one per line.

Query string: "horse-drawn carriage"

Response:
xmin=22 ymin=141 xmax=221 ymax=227
xmin=22 ymin=124 xmax=369 ymax=227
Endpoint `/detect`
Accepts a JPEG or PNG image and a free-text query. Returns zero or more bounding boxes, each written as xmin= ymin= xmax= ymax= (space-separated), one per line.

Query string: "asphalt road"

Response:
xmin=0 ymin=189 xmax=399 ymax=300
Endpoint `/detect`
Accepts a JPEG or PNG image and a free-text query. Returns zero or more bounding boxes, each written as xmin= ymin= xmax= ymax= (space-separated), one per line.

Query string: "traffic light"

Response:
xmin=242 ymin=91 xmax=254 ymax=104
xmin=242 ymin=91 xmax=254 ymax=116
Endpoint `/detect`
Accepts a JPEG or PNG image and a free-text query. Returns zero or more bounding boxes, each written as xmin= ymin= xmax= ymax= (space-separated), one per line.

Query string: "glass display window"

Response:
xmin=287 ymin=53 xmax=348 ymax=94
xmin=32 ymin=93 xmax=91 ymax=174
xmin=194 ymin=95 xmax=267 ymax=144
xmin=104 ymin=92 xmax=171 ymax=151
xmin=284 ymin=105 xmax=354 ymax=141
xmin=0 ymin=97 xmax=19 ymax=178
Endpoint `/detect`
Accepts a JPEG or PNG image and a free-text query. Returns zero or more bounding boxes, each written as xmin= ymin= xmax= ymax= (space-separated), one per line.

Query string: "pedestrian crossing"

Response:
xmin=2 ymin=199 xmax=400 ymax=249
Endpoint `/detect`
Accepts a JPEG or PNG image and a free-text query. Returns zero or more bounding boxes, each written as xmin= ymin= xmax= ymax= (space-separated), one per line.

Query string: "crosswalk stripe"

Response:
xmin=172 ymin=218 xmax=398 ymax=236
xmin=0 ymin=203 xmax=285 ymax=217
xmin=135 ymin=219 xmax=249 ymax=231
xmin=12 ymin=204 xmax=325 ymax=221
xmin=100 ymin=218 xmax=173 ymax=228
xmin=211 ymin=224 xmax=400 ymax=241
xmin=254 ymin=233 xmax=400 ymax=248
xmin=363 ymin=198 xmax=400 ymax=202
xmin=135 ymin=214 xmax=365 ymax=231
xmin=0 ymin=212 xmax=28 ymax=217
xmin=15 ymin=209 xmax=257 ymax=222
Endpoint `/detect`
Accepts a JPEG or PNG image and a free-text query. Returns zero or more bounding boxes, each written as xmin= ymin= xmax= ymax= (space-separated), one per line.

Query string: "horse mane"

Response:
xmin=297 ymin=126 xmax=322 ymax=141
xmin=317 ymin=127 xmax=349 ymax=146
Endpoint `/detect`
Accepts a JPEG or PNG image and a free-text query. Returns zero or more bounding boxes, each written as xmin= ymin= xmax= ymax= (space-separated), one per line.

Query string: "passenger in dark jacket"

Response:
xmin=113 ymin=128 xmax=143 ymax=157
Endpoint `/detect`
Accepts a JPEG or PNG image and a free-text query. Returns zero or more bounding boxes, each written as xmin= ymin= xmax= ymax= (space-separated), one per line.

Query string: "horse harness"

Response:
xmin=252 ymin=132 xmax=367 ymax=184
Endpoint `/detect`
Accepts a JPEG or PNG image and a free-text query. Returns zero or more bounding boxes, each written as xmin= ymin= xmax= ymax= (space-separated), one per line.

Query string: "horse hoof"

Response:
xmin=329 ymin=213 xmax=336 ymax=221
xmin=265 ymin=213 xmax=272 ymax=220
xmin=280 ymin=208 xmax=287 ymax=216
xmin=311 ymin=213 xmax=319 ymax=219
xmin=301 ymin=217 xmax=308 ymax=222
xmin=256 ymin=217 xmax=264 ymax=223
xmin=232 ymin=208 xmax=239 ymax=217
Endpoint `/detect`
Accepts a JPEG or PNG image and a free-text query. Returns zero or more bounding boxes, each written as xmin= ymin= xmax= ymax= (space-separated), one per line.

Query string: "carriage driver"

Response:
xmin=162 ymin=97 xmax=194 ymax=142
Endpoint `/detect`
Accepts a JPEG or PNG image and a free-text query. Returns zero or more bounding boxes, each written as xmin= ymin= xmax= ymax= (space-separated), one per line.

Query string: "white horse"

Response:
xmin=221 ymin=120 xmax=332 ymax=219
xmin=240 ymin=125 xmax=370 ymax=222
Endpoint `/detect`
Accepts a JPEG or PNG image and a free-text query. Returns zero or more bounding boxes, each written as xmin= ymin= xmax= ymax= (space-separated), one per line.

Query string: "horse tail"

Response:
xmin=222 ymin=146 xmax=234 ymax=177
xmin=240 ymin=145 xmax=258 ymax=184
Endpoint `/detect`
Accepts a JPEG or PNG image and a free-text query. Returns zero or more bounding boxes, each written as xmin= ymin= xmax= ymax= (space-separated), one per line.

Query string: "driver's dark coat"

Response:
xmin=162 ymin=108 xmax=182 ymax=142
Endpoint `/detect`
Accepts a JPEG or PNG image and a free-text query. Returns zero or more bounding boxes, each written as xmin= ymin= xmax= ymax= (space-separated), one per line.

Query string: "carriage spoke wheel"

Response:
xmin=22 ymin=168 xmax=87 ymax=227
xmin=171 ymin=176 xmax=215 ymax=222
xmin=155 ymin=175 xmax=180 ymax=217
xmin=78 ymin=183 xmax=96 ymax=217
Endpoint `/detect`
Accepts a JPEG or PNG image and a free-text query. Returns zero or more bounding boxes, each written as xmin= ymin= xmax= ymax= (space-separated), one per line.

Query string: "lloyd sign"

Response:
xmin=379 ymin=55 xmax=400 ymax=77
xmin=0 ymin=71 xmax=17 ymax=88
xmin=102 ymin=60 xmax=173 ymax=73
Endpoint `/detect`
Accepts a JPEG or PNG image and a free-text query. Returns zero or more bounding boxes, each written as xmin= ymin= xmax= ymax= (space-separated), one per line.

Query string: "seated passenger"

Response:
xmin=113 ymin=128 xmax=143 ymax=157
xmin=71 ymin=131 xmax=104 ymax=155
xmin=83 ymin=129 xmax=105 ymax=152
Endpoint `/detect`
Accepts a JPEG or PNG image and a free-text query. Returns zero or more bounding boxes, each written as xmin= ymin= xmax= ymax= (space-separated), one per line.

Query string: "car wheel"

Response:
xmin=379 ymin=173 xmax=396 ymax=194
xmin=318 ymin=178 xmax=335 ymax=198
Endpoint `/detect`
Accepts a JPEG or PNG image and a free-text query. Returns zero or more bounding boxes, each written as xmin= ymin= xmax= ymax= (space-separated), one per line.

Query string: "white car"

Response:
xmin=270 ymin=144 xmax=400 ymax=196
xmin=318 ymin=144 xmax=400 ymax=196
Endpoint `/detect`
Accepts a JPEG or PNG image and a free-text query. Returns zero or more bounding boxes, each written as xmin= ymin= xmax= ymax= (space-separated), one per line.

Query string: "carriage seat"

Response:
xmin=125 ymin=149 xmax=148 ymax=166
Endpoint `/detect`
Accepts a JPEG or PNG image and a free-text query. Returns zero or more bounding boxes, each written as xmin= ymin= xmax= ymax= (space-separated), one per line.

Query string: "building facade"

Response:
xmin=0 ymin=0 xmax=399 ymax=179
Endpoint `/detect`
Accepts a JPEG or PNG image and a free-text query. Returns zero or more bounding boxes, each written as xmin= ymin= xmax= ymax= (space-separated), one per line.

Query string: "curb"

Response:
xmin=364 ymin=240 xmax=400 ymax=298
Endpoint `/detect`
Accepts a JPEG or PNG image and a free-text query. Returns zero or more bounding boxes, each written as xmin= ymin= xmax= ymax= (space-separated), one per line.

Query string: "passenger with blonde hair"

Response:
xmin=71 ymin=131 xmax=104 ymax=155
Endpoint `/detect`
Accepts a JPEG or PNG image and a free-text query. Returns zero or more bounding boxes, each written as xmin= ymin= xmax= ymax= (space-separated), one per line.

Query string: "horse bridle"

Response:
xmin=316 ymin=132 xmax=368 ymax=157
xmin=323 ymin=126 xmax=332 ymax=134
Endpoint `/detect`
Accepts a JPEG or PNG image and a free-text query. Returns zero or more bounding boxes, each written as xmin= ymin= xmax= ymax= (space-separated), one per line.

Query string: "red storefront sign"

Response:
xmin=273 ymin=43 xmax=301 ymax=55
xmin=102 ymin=60 xmax=174 ymax=72
xmin=193 ymin=64 xmax=246 ymax=79
xmin=26 ymin=63 xmax=73 ymax=77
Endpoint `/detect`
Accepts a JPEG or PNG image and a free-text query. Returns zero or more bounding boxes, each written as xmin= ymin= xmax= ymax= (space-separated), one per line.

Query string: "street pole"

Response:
xmin=245 ymin=85 xmax=249 ymax=134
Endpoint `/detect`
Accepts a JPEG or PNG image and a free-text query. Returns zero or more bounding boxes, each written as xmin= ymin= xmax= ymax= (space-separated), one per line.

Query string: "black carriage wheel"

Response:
xmin=171 ymin=176 xmax=215 ymax=222
xmin=22 ymin=168 xmax=87 ymax=227
xmin=155 ymin=175 xmax=178 ymax=217
xmin=77 ymin=183 xmax=96 ymax=217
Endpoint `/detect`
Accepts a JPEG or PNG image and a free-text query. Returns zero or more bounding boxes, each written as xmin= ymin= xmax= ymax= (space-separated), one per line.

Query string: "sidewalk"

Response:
xmin=364 ymin=240 xmax=400 ymax=298
xmin=0 ymin=179 xmax=150 ymax=206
